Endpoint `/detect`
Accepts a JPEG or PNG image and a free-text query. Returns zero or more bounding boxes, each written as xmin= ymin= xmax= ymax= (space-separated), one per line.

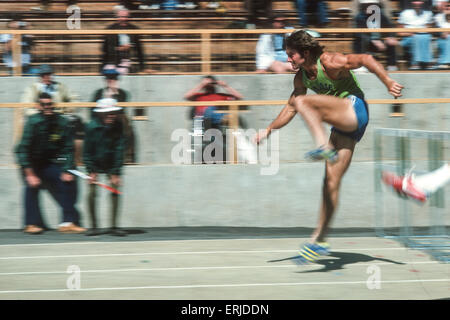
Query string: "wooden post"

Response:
xmin=11 ymin=34 xmax=23 ymax=145
xmin=12 ymin=34 xmax=22 ymax=76
xmin=228 ymin=105 xmax=239 ymax=164
xmin=201 ymin=32 xmax=211 ymax=74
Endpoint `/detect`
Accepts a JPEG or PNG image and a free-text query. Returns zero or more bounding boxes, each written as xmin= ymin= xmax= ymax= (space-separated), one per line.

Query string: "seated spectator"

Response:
xmin=15 ymin=92 xmax=85 ymax=235
xmin=83 ymin=98 xmax=126 ymax=237
xmin=295 ymin=0 xmax=329 ymax=27
xmin=244 ymin=0 xmax=274 ymax=28
xmin=184 ymin=76 xmax=245 ymax=164
xmin=255 ymin=16 xmax=295 ymax=73
xmin=353 ymin=0 xmax=399 ymax=71
xmin=0 ymin=16 xmax=36 ymax=75
xmin=184 ymin=76 xmax=243 ymax=129
xmin=32 ymin=0 xmax=77 ymax=10
xmin=91 ymin=66 xmax=136 ymax=163
xmin=21 ymin=64 xmax=84 ymax=165
xmin=138 ymin=0 xmax=164 ymax=9
xmin=398 ymin=0 xmax=433 ymax=10
xmin=434 ymin=0 xmax=450 ymax=69
xmin=102 ymin=7 xmax=145 ymax=74
xmin=398 ymin=0 xmax=434 ymax=70
xmin=119 ymin=1 xmax=141 ymax=10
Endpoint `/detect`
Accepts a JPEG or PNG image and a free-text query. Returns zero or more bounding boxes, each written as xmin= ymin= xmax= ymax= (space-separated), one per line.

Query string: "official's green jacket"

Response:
xmin=83 ymin=117 xmax=124 ymax=175
xmin=15 ymin=112 xmax=75 ymax=171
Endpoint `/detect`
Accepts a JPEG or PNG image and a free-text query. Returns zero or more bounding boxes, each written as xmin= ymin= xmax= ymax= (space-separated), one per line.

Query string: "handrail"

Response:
xmin=1 ymin=28 xmax=450 ymax=35
xmin=2 ymin=28 xmax=450 ymax=75
xmin=1 ymin=98 xmax=450 ymax=108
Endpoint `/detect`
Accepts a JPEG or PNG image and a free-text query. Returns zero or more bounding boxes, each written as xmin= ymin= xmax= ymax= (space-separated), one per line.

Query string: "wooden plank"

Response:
xmin=1 ymin=98 xmax=449 ymax=109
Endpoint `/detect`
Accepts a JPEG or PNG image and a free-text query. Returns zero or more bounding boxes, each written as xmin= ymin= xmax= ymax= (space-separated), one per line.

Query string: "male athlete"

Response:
xmin=254 ymin=30 xmax=404 ymax=263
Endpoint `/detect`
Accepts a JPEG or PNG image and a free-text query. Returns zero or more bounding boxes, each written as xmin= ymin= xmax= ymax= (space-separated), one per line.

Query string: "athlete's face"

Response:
xmin=286 ymin=48 xmax=306 ymax=71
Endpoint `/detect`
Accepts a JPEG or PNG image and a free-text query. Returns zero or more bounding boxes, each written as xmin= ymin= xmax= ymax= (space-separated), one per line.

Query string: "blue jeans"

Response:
xmin=22 ymin=164 xmax=81 ymax=227
xmin=400 ymin=34 xmax=432 ymax=65
xmin=437 ymin=36 xmax=450 ymax=65
xmin=296 ymin=0 xmax=329 ymax=27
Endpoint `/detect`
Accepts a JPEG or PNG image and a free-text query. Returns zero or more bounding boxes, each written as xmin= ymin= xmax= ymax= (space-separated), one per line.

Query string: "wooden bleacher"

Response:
xmin=0 ymin=1 xmax=408 ymax=74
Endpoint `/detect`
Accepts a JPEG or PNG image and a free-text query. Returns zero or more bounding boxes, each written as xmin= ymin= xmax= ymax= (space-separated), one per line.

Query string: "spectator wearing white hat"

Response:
xmin=83 ymin=98 xmax=126 ymax=236
xmin=91 ymin=65 xmax=136 ymax=163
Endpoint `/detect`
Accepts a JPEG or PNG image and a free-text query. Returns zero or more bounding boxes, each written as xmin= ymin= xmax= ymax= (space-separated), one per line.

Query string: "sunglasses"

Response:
xmin=40 ymin=102 xmax=53 ymax=107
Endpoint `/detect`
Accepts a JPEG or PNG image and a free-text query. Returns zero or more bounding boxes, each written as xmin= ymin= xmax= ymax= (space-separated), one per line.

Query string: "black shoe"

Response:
xmin=109 ymin=228 xmax=127 ymax=237
xmin=86 ymin=228 xmax=103 ymax=236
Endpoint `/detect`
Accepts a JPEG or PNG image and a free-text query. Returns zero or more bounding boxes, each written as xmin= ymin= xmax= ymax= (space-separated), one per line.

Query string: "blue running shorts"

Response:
xmin=331 ymin=95 xmax=369 ymax=142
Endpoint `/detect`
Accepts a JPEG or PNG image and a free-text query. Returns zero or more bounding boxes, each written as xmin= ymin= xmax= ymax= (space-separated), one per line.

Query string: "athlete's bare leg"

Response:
xmin=293 ymin=95 xmax=358 ymax=148
xmin=311 ymin=131 xmax=356 ymax=243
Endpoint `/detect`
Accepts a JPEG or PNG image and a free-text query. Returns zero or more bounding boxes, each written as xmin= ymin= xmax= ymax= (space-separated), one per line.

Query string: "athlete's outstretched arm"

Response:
xmin=326 ymin=53 xmax=404 ymax=98
xmin=254 ymin=76 xmax=306 ymax=144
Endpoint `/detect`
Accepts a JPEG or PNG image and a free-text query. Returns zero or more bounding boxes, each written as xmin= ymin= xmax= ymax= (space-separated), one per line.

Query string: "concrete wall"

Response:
xmin=0 ymin=73 xmax=449 ymax=230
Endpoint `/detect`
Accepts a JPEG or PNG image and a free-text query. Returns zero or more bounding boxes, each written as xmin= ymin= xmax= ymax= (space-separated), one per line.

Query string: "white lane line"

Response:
xmin=0 ymin=261 xmax=440 ymax=276
xmin=0 ymin=248 xmax=410 ymax=260
xmin=0 ymin=279 xmax=448 ymax=294
xmin=0 ymin=237 xmax=397 ymax=247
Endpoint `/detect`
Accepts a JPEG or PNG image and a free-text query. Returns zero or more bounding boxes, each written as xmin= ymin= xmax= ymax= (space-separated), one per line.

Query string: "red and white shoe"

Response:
xmin=382 ymin=171 xmax=428 ymax=203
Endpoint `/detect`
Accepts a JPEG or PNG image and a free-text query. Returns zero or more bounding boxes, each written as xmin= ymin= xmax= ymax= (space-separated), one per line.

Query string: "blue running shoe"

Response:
xmin=305 ymin=146 xmax=338 ymax=163
xmin=292 ymin=242 xmax=331 ymax=265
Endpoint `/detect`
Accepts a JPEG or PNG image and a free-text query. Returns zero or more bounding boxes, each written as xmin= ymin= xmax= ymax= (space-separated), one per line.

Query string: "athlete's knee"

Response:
xmin=323 ymin=174 xmax=341 ymax=193
xmin=293 ymin=96 xmax=313 ymax=112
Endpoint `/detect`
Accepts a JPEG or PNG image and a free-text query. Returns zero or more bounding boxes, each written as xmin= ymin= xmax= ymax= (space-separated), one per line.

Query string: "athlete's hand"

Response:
xmin=253 ymin=128 xmax=270 ymax=145
xmin=387 ymin=79 xmax=404 ymax=98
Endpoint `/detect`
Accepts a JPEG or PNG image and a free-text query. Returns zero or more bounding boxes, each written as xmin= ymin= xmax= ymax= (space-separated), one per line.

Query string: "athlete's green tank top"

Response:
xmin=301 ymin=58 xmax=365 ymax=100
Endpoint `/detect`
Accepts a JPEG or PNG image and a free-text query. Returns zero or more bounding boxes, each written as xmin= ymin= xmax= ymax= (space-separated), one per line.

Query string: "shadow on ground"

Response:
xmin=268 ymin=251 xmax=405 ymax=273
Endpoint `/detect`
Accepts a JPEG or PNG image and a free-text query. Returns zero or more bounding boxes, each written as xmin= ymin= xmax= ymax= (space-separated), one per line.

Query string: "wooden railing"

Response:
xmin=1 ymin=28 xmax=450 ymax=75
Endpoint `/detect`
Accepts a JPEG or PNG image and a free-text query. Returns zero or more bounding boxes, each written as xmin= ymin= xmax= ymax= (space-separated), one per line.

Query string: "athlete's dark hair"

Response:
xmin=285 ymin=30 xmax=324 ymax=60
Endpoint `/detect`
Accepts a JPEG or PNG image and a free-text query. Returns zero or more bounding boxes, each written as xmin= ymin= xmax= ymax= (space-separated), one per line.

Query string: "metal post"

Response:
xmin=428 ymin=137 xmax=445 ymax=237
xmin=396 ymin=134 xmax=411 ymax=242
xmin=374 ymin=129 xmax=385 ymax=237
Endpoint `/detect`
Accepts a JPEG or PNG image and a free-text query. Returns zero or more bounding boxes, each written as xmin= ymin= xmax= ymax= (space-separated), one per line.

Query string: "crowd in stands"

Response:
xmin=1 ymin=1 xmax=448 ymax=74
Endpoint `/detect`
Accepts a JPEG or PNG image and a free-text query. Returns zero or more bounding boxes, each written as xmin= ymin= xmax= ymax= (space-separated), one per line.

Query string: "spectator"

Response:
xmin=295 ymin=0 xmax=329 ymax=27
xmin=32 ymin=0 xmax=77 ymax=10
xmin=352 ymin=0 xmax=399 ymax=71
xmin=256 ymin=16 xmax=295 ymax=73
xmin=101 ymin=7 xmax=145 ymax=74
xmin=184 ymin=76 xmax=243 ymax=163
xmin=398 ymin=0 xmax=433 ymax=10
xmin=138 ymin=0 xmax=164 ymax=9
xmin=398 ymin=0 xmax=434 ymax=70
xmin=83 ymin=98 xmax=126 ymax=237
xmin=184 ymin=76 xmax=243 ymax=130
xmin=0 ymin=17 xmax=36 ymax=75
xmin=91 ymin=66 xmax=136 ymax=163
xmin=22 ymin=64 xmax=73 ymax=114
xmin=21 ymin=64 xmax=84 ymax=165
xmin=434 ymin=0 xmax=450 ymax=69
xmin=244 ymin=0 xmax=274 ymax=28
xmin=15 ymin=92 xmax=85 ymax=235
